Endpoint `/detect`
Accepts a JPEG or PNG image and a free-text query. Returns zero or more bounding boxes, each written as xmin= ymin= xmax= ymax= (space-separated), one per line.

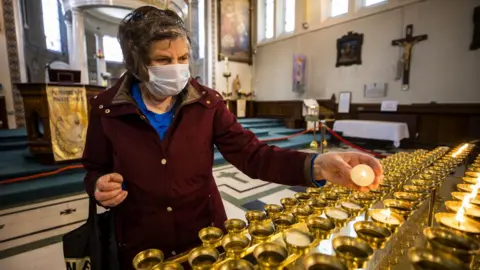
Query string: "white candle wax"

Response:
xmin=350 ymin=164 xmax=375 ymax=187
xmin=371 ymin=209 xmax=400 ymax=225
xmin=326 ymin=208 xmax=349 ymax=220
xmin=224 ymin=57 xmax=229 ymax=73
xmin=285 ymin=231 xmax=311 ymax=247
xmin=342 ymin=201 xmax=362 ymax=210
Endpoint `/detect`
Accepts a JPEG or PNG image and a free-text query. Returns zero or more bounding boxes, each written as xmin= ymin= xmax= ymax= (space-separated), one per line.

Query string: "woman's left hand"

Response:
xmin=313 ymin=152 xmax=384 ymax=192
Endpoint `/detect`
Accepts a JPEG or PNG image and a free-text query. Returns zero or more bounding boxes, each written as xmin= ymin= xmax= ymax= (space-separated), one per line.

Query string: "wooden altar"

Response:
xmin=17 ymin=83 xmax=105 ymax=164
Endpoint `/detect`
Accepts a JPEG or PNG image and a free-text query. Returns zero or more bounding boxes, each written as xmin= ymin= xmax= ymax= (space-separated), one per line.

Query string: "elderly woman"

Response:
xmin=83 ymin=6 xmax=383 ymax=269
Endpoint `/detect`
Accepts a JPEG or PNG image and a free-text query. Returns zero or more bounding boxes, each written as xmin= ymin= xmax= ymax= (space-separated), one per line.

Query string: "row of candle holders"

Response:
xmin=407 ymin=144 xmax=480 ymax=270
xmin=132 ymin=146 xmax=465 ymax=270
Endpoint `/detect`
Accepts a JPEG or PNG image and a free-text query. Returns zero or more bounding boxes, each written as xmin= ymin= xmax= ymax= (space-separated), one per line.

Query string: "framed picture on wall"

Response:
xmin=217 ymin=0 xmax=253 ymax=64
xmin=336 ymin=32 xmax=364 ymax=67
xmin=338 ymin=91 xmax=352 ymax=113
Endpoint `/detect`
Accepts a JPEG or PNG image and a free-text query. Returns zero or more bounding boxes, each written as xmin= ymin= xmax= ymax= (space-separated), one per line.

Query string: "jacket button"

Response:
xmin=206 ymin=100 xmax=211 ymax=104
xmin=93 ymin=95 xmax=98 ymax=99
xmin=202 ymin=91 xmax=206 ymax=95
xmin=167 ymin=207 xmax=173 ymax=212
xmin=140 ymin=115 xmax=146 ymax=120
xmin=105 ymin=109 xmax=110 ymax=114
xmin=99 ymin=105 xmax=104 ymax=109
xmin=171 ymin=251 xmax=176 ymax=256
xmin=215 ymin=94 xmax=220 ymax=97
xmin=161 ymin=159 xmax=167 ymax=165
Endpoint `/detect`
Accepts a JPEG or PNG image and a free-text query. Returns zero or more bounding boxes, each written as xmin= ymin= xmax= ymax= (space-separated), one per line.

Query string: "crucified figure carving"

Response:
xmin=391 ymin=24 xmax=428 ymax=90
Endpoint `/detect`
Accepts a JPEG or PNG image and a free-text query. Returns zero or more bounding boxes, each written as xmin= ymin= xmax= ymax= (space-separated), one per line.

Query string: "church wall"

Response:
xmin=254 ymin=0 xmax=480 ymax=104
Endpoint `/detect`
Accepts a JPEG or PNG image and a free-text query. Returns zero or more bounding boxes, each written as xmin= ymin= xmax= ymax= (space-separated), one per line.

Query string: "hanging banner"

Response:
xmin=293 ymin=54 xmax=306 ymax=93
xmin=46 ymin=85 xmax=88 ymax=161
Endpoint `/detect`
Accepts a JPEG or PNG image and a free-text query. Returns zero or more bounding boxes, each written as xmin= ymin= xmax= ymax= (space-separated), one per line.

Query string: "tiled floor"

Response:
xmin=0 ymin=147 xmax=394 ymax=270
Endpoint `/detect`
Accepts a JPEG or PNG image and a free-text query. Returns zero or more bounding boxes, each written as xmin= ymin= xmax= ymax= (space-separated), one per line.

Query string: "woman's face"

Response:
xmin=148 ymin=38 xmax=190 ymax=66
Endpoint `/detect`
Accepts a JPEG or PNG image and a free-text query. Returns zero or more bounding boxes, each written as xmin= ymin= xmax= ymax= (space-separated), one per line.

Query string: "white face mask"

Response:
xmin=145 ymin=64 xmax=190 ymax=98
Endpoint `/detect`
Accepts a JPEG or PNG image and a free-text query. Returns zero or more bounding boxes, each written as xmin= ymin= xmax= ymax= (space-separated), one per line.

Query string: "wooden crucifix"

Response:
xmin=391 ymin=24 xmax=428 ymax=91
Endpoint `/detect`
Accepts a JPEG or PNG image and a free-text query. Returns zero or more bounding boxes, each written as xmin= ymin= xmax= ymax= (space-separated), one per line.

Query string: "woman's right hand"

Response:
xmin=94 ymin=173 xmax=128 ymax=207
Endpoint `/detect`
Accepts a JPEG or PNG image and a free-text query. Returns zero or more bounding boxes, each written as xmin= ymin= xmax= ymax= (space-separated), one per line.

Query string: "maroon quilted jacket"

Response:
xmin=82 ymin=73 xmax=314 ymax=269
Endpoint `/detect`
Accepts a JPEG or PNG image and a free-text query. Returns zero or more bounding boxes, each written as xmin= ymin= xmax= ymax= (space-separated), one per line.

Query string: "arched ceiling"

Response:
xmin=62 ymin=0 xmax=188 ymax=19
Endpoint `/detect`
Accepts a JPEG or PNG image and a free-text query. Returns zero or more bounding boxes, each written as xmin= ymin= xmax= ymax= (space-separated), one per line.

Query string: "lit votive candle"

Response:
xmin=350 ymin=164 xmax=375 ymax=187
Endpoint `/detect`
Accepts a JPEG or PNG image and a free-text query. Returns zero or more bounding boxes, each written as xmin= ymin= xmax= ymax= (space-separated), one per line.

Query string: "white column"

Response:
xmin=71 ymin=8 xmax=89 ymax=84
xmin=13 ymin=0 xmax=27 ymax=83
xmin=95 ymin=34 xmax=107 ymax=86
xmin=65 ymin=20 xmax=75 ymax=67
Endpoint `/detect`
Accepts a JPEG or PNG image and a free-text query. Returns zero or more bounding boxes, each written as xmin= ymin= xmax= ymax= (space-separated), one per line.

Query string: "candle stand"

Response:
xmin=131 ymin=144 xmax=480 ymax=270
xmin=223 ymin=72 xmax=232 ymax=110
xmin=320 ymin=120 xmax=327 ymax=154
xmin=304 ymin=106 xmax=319 ymax=150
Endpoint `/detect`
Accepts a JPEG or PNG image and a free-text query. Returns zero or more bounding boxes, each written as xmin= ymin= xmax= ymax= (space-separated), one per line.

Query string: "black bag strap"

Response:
xmin=88 ymin=196 xmax=103 ymax=270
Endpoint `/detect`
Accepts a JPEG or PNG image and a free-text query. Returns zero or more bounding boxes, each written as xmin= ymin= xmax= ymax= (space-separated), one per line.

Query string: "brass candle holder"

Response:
xmin=307 ymin=198 xmax=327 ymax=215
xmin=221 ymin=233 xmax=250 ymax=259
xmin=283 ymin=228 xmax=315 ymax=255
xmin=317 ymin=191 xmax=339 ymax=206
xmin=403 ymin=185 xmax=430 ymax=198
xmin=452 ymin=192 xmax=480 ymax=206
xmin=133 ymin=249 xmax=164 ymax=270
xmin=339 ymin=200 xmax=364 ymax=216
xmin=224 ymin=219 xmax=247 ymax=235
xmin=369 ymin=208 xmax=404 ymax=232
xmin=324 ymin=207 xmax=351 ymax=227
xmin=332 ymin=236 xmax=373 ymax=269
xmin=248 ymin=222 xmax=275 ymax=244
xmin=435 ymin=212 xmax=480 ymax=235
xmin=354 ymin=221 xmax=392 ymax=249
xmin=292 ymin=204 xmax=313 ymax=223
xmin=411 ymin=179 xmax=438 ymax=190
xmin=303 ymin=253 xmax=348 ymax=270
xmin=264 ymin=204 xmax=283 ymax=219
xmin=351 ymin=192 xmax=376 ymax=208
xmin=198 ymin=227 xmax=224 ymax=247
xmin=457 ymin=184 xmax=475 ymax=193
xmin=188 ymin=246 xmax=220 ymax=270
xmin=369 ymin=188 xmax=386 ymax=199
xmin=462 ymin=177 xmax=479 ymax=185
xmin=306 ymin=216 xmax=335 ymax=240
xmin=383 ymin=199 xmax=417 ymax=218
xmin=393 ymin=192 xmax=422 ymax=205
xmin=272 ymin=213 xmax=296 ymax=232
xmin=252 ymin=242 xmax=288 ymax=269
xmin=245 ymin=210 xmax=267 ymax=224
xmin=469 ymin=167 xmax=480 ymax=172
xmin=151 ymin=262 xmax=184 ymax=270
xmin=294 ymin=192 xmax=311 ymax=204
xmin=379 ymin=183 xmax=394 ymax=192
xmin=465 ymin=171 xmax=480 ymax=178
xmin=423 ymin=227 xmax=480 ymax=265
xmin=383 ymin=179 xmax=403 ymax=189
xmin=280 ymin=197 xmax=298 ymax=212
xmin=332 ymin=186 xmax=351 ymax=199
xmin=445 ymin=200 xmax=480 ymax=220
xmin=217 ymin=259 xmax=254 ymax=270
xmin=306 ymin=187 xmax=322 ymax=196
xmin=408 ymin=247 xmax=469 ymax=270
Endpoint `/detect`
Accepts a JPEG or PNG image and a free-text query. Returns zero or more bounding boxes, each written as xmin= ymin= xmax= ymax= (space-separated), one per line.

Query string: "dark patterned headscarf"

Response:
xmin=118 ymin=6 xmax=191 ymax=81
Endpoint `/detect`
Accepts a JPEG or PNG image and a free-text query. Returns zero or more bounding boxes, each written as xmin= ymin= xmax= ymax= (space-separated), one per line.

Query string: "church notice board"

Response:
xmin=46 ymin=85 xmax=88 ymax=161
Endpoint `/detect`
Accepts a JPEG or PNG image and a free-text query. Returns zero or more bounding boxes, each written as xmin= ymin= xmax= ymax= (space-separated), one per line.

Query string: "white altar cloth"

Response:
xmin=333 ymin=120 xmax=409 ymax=147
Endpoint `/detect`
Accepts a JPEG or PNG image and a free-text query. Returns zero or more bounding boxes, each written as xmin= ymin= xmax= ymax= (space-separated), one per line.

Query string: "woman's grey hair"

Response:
xmin=118 ymin=6 xmax=191 ymax=81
